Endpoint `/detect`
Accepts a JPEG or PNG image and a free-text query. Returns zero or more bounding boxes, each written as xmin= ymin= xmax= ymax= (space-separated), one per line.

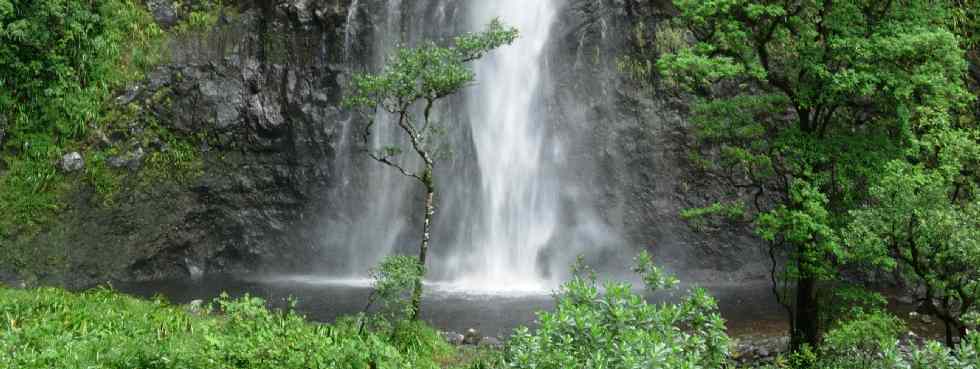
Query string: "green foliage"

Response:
xmin=387 ymin=319 xmax=453 ymax=368
xmin=819 ymin=285 xmax=888 ymax=329
xmin=817 ymin=311 xmax=906 ymax=369
xmin=366 ymin=255 xmax=424 ymax=321
xmin=655 ymin=0 xmax=974 ymax=347
xmin=140 ymin=136 xmax=204 ymax=186
xmin=766 ymin=312 xmax=980 ymax=369
xmin=0 ymin=0 xmax=164 ymax=145
xmin=0 ymin=0 xmax=169 ymax=246
xmin=756 ymin=179 xmax=841 ymax=281
xmin=949 ymin=0 xmax=980 ymax=50
xmin=344 ymin=19 xmax=519 ymax=163
xmin=0 ymin=144 xmax=63 ymax=238
xmin=84 ymin=150 xmax=124 ymax=205
xmin=172 ymin=1 xmax=220 ymax=34
xmin=345 ymin=19 xmax=518 ymax=112
xmin=0 ymin=286 xmax=450 ymax=369
xmin=681 ymin=201 xmax=747 ymax=231
xmin=502 ymin=252 xmax=730 ymax=369
xmin=845 ymin=138 xmax=980 ymax=340
xmin=449 ymin=347 xmax=505 ymax=369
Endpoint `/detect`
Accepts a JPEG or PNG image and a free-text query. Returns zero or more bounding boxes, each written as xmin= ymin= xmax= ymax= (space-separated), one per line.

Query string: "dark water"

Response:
xmin=115 ymin=275 xmax=787 ymax=338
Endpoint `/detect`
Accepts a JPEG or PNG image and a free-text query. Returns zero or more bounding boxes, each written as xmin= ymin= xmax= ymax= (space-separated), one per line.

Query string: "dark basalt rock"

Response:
xmin=6 ymin=0 xmax=765 ymax=287
xmin=147 ymin=0 xmax=179 ymax=28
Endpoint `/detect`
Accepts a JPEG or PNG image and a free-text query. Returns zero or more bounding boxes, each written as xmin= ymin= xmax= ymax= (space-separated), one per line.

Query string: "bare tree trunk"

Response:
xmin=410 ymin=167 xmax=435 ymax=321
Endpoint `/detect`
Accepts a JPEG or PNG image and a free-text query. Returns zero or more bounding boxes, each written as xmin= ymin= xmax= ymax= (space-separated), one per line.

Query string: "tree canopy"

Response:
xmin=656 ymin=0 xmax=976 ymax=348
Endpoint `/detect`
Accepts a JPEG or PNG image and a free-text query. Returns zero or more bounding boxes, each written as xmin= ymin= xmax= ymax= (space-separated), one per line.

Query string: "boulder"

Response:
xmin=146 ymin=0 xmax=178 ymax=28
xmin=441 ymin=331 xmax=465 ymax=345
xmin=462 ymin=328 xmax=481 ymax=345
xmin=58 ymin=152 xmax=85 ymax=172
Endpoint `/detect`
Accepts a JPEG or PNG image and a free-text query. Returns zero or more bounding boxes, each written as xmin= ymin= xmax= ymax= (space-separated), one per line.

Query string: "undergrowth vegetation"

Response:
xmin=0 ymin=287 xmax=453 ymax=369
xmin=0 ymin=0 xmax=161 ymax=238
xmin=0 ymin=0 xmax=213 ymax=277
xmin=3 ymin=255 xmax=980 ymax=368
xmin=501 ymin=252 xmax=730 ymax=369
xmin=761 ymin=311 xmax=980 ymax=369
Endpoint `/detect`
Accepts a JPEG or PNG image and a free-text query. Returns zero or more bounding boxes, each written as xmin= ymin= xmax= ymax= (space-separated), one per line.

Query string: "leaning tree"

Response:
xmin=343 ymin=20 xmax=518 ymax=320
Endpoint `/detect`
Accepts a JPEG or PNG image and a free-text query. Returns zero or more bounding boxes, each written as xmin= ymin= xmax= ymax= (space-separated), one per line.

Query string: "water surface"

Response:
xmin=117 ymin=275 xmax=787 ymax=337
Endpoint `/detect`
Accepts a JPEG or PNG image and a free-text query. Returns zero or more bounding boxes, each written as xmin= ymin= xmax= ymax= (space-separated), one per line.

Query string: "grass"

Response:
xmin=0 ymin=286 xmax=459 ymax=369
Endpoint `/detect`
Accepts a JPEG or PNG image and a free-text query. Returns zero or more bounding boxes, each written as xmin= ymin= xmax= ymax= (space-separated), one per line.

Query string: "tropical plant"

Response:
xmin=360 ymin=255 xmax=423 ymax=332
xmin=502 ymin=252 xmax=730 ymax=369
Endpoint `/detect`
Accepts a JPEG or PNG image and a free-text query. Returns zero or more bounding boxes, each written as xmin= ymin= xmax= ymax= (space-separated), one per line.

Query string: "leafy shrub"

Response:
xmin=766 ymin=312 xmax=980 ymax=369
xmin=0 ymin=286 xmax=448 ymax=369
xmin=0 ymin=0 xmax=164 ymax=145
xmin=816 ymin=311 xmax=906 ymax=369
xmin=502 ymin=252 xmax=731 ymax=369
xmin=0 ymin=0 xmax=166 ymax=242
xmin=364 ymin=255 xmax=423 ymax=322
xmin=388 ymin=319 xmax=453 ymax=369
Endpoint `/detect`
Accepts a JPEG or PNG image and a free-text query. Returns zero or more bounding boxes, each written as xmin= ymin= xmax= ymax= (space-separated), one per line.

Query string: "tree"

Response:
xmin=841 ymin=0 xmax=980 ymax=349
xmin=655 ymin=0 xmax=971 ymax=350
xmin=343 ymin=20 xmax=519 ymax=321
xmin=845 ymin=121 xmax=980 ymax=347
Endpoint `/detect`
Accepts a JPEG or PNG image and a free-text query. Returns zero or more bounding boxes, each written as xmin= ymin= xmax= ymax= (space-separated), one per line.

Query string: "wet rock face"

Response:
xmin=549 ymin=0 xmax=765 ymax=280
xmin=120 ymin=0 xmax=357 ymax=280
xmin=8 ymin=0 xmax=361 ymax=287
xmin=30 ymin=0 xmax=764 ymax=285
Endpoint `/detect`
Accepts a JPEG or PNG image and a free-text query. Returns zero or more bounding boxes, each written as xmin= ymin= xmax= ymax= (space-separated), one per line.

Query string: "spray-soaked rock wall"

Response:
xmin=5 ymin=0 xmax=766 ymax=287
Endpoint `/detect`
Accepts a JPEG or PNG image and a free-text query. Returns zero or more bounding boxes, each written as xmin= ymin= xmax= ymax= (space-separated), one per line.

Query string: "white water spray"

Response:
xmin=445 ymin=0 xmax=561 ymax=292
xmin=323 ymin=0 xmax=604 ymax=294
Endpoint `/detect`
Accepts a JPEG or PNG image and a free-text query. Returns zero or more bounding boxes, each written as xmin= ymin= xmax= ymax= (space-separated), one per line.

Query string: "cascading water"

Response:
xmin=441 ymin=0 xmax=561 ymax=291
xmin=324 ymin=0 xmax=613 ymax=293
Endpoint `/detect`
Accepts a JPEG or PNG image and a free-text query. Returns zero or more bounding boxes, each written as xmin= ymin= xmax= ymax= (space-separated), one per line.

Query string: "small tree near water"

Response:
xmin=343 ymin=20 xmax=519 ymax=320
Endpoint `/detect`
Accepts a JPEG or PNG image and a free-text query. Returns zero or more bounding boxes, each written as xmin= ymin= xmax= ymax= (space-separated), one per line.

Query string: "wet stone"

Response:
xmin=58 ymin=152 xmax=85 ymax=172
xmin=463 ymin=328 xmax=481 ymax=345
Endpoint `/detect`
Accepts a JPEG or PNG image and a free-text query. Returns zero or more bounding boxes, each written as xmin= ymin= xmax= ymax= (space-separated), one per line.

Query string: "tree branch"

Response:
xmin=368 ymin=151 xmax=425 ymax=184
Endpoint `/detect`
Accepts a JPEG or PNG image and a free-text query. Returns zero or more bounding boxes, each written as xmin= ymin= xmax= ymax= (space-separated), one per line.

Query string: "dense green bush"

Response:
xmin=765 ymin=311 xmax=980 ymax=369
xmin=0 ymin=0 xmax=165 ymax=238
xmin=0 ymin=0 xmax=163 ymax=145
xmin=363 ymin=255 xmax=424 ymax=323
xmin=0 ymin=287 xmax=450 ymax=369
xmin=501 ymin=253 xmax=731 ymax=369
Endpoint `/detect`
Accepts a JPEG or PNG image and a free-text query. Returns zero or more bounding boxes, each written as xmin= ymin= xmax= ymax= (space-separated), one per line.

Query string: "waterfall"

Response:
xmin=342 ymin=0 xmax=360 ymax=62
xmin=324 ymin=0 xmax=614 ymax=293
xmin=443 ymin=1 xmax=561 ymax=291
